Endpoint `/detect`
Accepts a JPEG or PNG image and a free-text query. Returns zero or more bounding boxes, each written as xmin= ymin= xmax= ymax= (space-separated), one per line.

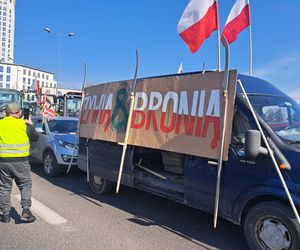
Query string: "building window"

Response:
xmin=23 ymin=77 xmax=26 ymax=84
xmin=50 ymin=83 xmax=52 ymax=88
xmin=0 ymin=83 xmax=2 ymax=88
xmin=46 ymin=75 xmax=49 ymax=80
xmin=31 ymin=95 xmax=34 ymax=101
xmin=42 ymin=73 xmax=45 ymax=79
xmin=6 ymin=84 xmax=9 ymax=89
xmin=6 ymin=75 xmax=10 ymax=81
xmin=6 ymin=66 xmax=10 ymax=73
xmin=42 ymin=81 xmax=44 ymax=87
xmin=27 ymin=78 xmax=30 ymax=85
xmin=38 ymin=72 xmax=40 ymax=78
xmin=28 ymin=70 xmax=31 ymax=76
xmin=0 ymin=74 xmax=3 ymax=81
xmin=53 ymin=84 xmax=56 ymax=89
xmin=33 ymin=72 xmax=36 ymax=77
xmin=0 ymin=66 xmax=3 ymax=72
xmin=23 ymin=69 xmax=26 ymax=75
xmin=22 ymin=85 xmax=25 ymax=90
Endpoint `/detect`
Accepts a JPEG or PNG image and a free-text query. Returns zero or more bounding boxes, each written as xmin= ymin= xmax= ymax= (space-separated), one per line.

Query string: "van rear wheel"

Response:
xmin=88 ymin=172 xmax=114 ymax=194
xmin=244 ymin=201 xmax=300 ymax=250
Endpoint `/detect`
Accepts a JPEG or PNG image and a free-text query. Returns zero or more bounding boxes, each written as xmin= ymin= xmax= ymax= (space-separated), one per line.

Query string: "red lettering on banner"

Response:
xmin=80 ymin=110 xmax=90 ymax=125
xmin=91 ymin=110 xmax=100 ymax=125
xmin=201 ymin=116 xmax=220 ymax=149
xmin=131 ymin=111 xmax=146 ymax=129
xmin=146 ymin=111 xmax=158 ymax=131
xmin=176 ymin=115 xmax=197 ymax=136
xmin=195 ymin=117 xmax=203 ymax=137
xmin=99 ymin=110 xmax=112 ymax=131
xmin=160 ymin=112 xmax=176 ymax=133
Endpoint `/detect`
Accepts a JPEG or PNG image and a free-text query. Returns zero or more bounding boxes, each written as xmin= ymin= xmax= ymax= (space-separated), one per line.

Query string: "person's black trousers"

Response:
xmin=0 ymin=161 xmax=32 ymax=215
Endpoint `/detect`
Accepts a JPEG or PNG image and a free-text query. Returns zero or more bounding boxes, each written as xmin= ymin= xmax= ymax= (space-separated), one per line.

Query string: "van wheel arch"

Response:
xmin=241 ymin=195 xmax=290 ymax=224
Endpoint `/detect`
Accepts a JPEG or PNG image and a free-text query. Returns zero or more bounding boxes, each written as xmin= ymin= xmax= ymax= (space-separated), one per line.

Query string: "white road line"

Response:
xmin=14 ymin=195 xmax=67 ymax=225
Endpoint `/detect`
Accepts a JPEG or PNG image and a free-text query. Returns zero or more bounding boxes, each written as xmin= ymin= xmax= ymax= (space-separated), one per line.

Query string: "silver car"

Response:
xmin=30 ymin=116 xmax=78 ymax=176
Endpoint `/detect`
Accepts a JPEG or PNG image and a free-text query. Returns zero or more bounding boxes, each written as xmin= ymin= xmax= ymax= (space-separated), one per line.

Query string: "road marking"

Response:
xmin=14 ymin=195 xmax=67 ymax=225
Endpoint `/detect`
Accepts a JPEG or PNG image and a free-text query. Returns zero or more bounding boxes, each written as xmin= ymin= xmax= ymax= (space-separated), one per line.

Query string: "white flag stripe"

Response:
xmin=225 ymin=0 xmax=249 ymax=25
xmin=14 ymin=195 xmax=67 ymax=225
xmin=177 ymin=0 xmax=216 ymax=33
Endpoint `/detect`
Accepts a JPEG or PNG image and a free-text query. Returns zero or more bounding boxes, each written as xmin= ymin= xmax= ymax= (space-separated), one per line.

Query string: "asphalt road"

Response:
xmin=0 ymin=163 xmax=248 ymax=250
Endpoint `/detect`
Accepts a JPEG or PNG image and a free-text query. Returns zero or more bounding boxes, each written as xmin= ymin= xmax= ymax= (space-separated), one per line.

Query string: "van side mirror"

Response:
xmin=245 ymin=130 xmax=268 ymax=158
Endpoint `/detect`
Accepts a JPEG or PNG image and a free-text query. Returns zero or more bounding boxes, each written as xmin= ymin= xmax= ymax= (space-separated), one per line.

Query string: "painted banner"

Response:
xmin=80 ymin=71 xmax=237 ymax=160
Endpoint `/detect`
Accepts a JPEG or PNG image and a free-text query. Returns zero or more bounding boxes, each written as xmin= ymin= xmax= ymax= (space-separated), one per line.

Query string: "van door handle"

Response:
xmin=208 ymin=160 xmax=218 ymax=166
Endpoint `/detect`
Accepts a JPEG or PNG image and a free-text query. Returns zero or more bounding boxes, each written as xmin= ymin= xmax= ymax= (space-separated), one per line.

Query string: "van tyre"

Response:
xmin=244 ymin=201 xmax=300 ymax=250
xmin=89 ymin=172 xmax=114 ymax=194
xmin=43 ymin=151 xmax=61 ymax=177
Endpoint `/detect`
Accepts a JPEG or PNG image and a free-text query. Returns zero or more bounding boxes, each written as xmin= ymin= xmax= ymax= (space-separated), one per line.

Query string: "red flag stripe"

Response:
xmin=179 ymin=2 xmax=218 ymax=53
xmin=222 ymin=4 xmax=250 ymax=45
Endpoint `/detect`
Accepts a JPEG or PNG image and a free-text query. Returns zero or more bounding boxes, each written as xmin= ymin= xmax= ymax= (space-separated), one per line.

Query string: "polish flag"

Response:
xmin=177 ymin=62 xmax=183 ymax=74
xmin=178 ymin=0 xmax=219 ymax=53
xmin=222 ymin=0 xmax=250 ymax=45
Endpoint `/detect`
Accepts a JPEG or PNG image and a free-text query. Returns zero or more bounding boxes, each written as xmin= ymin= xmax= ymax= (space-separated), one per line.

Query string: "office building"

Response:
xmin=0 ymin=0 xmax=15 ymax=63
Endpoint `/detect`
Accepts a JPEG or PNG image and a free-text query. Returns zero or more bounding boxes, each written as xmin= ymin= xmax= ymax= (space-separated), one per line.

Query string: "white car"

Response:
xmin=30 ymin=116 xmax=78 ymax=176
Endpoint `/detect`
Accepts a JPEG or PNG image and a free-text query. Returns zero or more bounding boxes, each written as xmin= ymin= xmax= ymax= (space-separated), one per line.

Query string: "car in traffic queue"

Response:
xmin=30 ymin=116 xmax=79 ymax=176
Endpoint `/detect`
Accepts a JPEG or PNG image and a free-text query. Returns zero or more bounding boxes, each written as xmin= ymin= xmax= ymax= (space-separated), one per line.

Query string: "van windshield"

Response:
xmin=249 ymin=95 xmax=300 ymax=143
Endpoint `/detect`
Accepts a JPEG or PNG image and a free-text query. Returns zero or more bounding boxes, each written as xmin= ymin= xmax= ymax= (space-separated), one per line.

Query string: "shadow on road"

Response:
xmin=30 ymin=163 xmax=247 ymax=250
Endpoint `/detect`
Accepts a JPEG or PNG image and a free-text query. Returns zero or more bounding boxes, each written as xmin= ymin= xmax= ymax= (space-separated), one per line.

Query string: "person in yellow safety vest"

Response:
xmin=0 ymin=102 xmax=38 ymax=223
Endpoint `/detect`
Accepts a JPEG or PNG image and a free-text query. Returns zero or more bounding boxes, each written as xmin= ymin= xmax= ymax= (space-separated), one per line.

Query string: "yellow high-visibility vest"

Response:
xmin=0 ymin=116 xmax=30 ymax=158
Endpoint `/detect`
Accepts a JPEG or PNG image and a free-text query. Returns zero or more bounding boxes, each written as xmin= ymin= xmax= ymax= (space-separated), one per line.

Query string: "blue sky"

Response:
xmin=15 ymin=1 xmax=300 ymax=101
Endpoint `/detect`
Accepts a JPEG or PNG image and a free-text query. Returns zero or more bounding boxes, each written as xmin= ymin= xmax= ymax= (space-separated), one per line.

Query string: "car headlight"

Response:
xmin=58 ymin=139 xmax=76 ymax=149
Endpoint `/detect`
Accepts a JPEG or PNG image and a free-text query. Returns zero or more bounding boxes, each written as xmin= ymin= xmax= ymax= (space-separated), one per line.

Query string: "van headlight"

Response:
xmin=58 ymin=139 xmax=76 ymax=149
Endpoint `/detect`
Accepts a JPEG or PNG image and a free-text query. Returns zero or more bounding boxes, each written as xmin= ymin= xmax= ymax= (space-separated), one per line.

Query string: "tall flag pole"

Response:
xmin=216 ymin=0 xmax=221 ymax=71
xmin=177 ymin=0 xmax=219 ymax=54
xmin=222 ymin=0 xmax=251 ymax=73
xmin=248 ymin=2 xmax=253 ymax=76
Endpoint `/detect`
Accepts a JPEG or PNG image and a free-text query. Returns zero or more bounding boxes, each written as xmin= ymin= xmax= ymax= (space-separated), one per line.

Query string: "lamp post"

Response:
xmin=44 ymin=27 xmax=75 ymax=96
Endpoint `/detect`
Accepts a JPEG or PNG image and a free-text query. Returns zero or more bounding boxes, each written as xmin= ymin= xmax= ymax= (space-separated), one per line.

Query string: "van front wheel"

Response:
xmin=88 ymin=172 xmax=114 ymax=194
xmin=244 ymin=201 xmax=300 ymax=250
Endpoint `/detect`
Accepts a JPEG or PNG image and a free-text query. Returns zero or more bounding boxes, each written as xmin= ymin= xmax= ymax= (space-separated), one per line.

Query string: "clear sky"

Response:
xmin=15 ymin=1 xmax=300 ymax=101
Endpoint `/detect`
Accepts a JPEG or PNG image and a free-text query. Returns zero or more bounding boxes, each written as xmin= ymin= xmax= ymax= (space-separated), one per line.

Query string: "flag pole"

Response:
xmin=216 ymin=0 xmax=221 ymax=71
xmin=249 ymin=1 xmax=253 ymax=76
xmin=67 ymin=62 xmax=87 ymax=174
xmin=116 ymin=50 xmax=139 ymax=193
xmin=213 ymin=36 xmax=230 ymax=228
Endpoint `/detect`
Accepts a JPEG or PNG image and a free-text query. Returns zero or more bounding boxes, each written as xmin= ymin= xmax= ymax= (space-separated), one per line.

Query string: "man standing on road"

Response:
xmin=0 ymin=102 xmax=38 ymax=223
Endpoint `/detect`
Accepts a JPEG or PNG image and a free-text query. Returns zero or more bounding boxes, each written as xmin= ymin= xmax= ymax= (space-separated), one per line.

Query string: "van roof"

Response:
xmin=237 ymin=74 xmax=290 ymax=99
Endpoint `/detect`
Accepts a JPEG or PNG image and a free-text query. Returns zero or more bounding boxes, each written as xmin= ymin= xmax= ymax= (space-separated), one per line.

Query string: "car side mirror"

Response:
xmin=245 ymin=130 xmax=268 ymax=158
xmin=35 ymin=127 xmax=44 ymax=133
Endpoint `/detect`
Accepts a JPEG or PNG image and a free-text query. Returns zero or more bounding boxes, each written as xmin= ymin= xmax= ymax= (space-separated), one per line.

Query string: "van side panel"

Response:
xmin=88 ymin=139 xmax=134 ymax=187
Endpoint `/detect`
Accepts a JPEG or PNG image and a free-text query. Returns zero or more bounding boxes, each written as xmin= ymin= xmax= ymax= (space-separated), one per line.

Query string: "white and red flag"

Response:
xmin=177 ymin=62 xmax=183 ymax=74
xmin=222 ymin=0 xmax=250 ymax=45
xmin=177 ymin=0 xmax=219 ymax=53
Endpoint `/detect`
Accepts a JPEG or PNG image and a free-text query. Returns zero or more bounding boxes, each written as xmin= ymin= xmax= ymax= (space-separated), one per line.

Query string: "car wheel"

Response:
xmin=43 ymin=151 xmax=61 ymax=177
xmin=244 ymin=201 xmax=300 ymax=250
xmin=88 ymin=171 xmax=114 ymax=194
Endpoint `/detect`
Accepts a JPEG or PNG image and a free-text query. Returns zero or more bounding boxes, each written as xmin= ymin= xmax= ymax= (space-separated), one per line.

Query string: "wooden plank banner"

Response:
xmin=79 ymin=71 xmax=237 ymax=160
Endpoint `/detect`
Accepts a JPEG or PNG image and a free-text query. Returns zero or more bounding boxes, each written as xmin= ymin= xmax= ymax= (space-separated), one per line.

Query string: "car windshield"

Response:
xmin=249 ymin=95 xmax=300 ymax=143
xmin=0 ymin=90 xmax=21 ymax=111
xmin=47 ymin=119 xmax=78 ymax=134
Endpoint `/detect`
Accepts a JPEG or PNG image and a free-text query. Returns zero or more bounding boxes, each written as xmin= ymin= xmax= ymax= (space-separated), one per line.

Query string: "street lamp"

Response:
xmin=44 ymin=27 xmax=75 ymax=96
